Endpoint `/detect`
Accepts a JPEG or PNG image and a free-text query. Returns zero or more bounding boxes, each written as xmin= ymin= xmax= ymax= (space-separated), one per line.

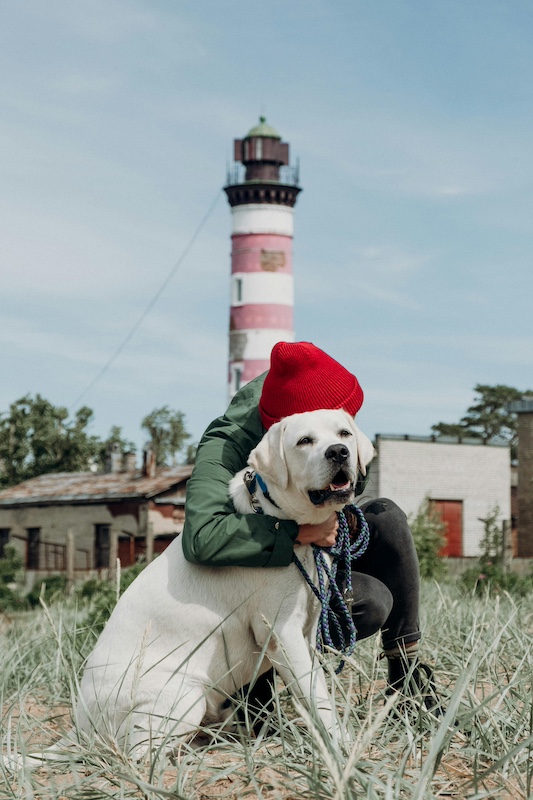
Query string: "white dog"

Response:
xmin=8 ymin=409 xmax=374 ymax=766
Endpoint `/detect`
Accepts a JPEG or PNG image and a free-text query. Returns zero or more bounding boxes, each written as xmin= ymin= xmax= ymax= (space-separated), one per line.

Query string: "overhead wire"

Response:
xmin=69 ymin=190 xmax=221 ymax=412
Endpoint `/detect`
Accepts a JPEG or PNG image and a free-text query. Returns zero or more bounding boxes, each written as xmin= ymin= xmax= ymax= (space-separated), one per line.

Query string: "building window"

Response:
xmin=95 ymin=524 xmax=111 ymax=569
xmin=0 ymin=528 xmax=10 ymax=558
xmin=27 ymin=528 xmax=41 ymax=570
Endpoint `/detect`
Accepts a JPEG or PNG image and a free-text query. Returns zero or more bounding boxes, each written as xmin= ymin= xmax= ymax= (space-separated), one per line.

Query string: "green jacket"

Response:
xmin=182 ymin=373 xmax=371 ymax=568
xmin=182 ymin=373 xmax=300 ymax=567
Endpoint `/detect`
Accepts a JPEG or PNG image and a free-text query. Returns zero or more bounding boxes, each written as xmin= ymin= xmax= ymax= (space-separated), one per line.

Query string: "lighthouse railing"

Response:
xmin=225 ymin=163 xmax=300 ymax=188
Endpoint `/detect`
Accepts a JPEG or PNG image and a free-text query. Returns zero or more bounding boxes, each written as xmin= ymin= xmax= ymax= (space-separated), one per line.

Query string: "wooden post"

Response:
xmin=502 ymin=520 xmax=513 ymax=574
xmin=109 ymin=527 xmax=119 ymax=584
xmin=66 ymin=529 xmax=75 ymax=594
xmin=145 ymin=520 xmax=154 ymax=564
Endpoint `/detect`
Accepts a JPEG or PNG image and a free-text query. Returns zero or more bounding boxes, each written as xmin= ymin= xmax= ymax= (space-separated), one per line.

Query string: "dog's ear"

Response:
xmin=249 ymin=419 xmax=289 ymax=490
xmin=352 ymin=422 xmax=375 ymax=477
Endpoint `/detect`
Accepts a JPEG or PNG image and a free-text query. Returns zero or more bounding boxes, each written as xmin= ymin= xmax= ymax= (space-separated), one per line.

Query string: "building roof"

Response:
xmin=509 ymin=399 xmax=533 ymax=413
xmin=375 ymin=433 xmax=509 ymax=447
xmin=245 ymin=116 xmax=280 ymax=139
xmin=0 ymin=465 xmax=193 ymax=508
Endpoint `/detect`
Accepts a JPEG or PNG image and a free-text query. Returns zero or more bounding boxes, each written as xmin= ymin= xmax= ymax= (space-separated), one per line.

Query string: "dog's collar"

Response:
xmin=243 ymin=470 xmax=280 ymax=513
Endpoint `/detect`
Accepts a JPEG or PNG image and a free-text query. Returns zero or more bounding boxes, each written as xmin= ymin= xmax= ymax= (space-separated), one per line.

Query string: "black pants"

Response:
xmin=247 ymin=498 xmax=421 ymax=710
xmin=352 ymin=497 xmax=421 ymax=650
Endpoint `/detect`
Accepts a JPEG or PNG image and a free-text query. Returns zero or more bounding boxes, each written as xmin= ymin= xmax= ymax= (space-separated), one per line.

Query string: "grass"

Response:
xmin=1 ymin=580 xmax=532 ymax=799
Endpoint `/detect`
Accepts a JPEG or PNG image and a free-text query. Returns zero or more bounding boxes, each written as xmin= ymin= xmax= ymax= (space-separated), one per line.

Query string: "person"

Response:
xmin=182 ymin=341 xmax=441 ymax=727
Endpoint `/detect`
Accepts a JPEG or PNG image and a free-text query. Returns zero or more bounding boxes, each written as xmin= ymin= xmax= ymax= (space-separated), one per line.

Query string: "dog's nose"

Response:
xmin=325 ymin=443 xmax=349 ymax=464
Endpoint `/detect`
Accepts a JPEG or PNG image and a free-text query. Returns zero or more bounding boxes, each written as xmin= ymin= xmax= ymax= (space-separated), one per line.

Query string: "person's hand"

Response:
xmin=295 ymin=513 xmax=339 ymax=548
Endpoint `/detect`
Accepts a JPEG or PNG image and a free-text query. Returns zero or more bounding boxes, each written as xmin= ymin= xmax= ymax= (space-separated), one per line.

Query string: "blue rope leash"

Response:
xmin=293 ymin=505 xmax=370 ymax=672
xmin=244 ymin=472 xmax=370 ymax=670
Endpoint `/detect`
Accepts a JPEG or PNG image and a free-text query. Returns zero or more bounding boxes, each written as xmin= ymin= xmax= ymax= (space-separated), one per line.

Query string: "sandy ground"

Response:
xmin=2 ymin=692 xmax=529 ymax=800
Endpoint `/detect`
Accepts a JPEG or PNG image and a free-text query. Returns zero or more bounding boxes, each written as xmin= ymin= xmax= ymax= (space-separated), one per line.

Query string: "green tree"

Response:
xmin=431 ymin=384 xmax=532 ymax=457
xmin=0 ymin=394 xmax=100 ymax=488
xmin=141 ymin=406 xmax=191 ymax=466
xmin=429 ymin=422 xmax=465 ymax=439
xmin=185 ymin=442 xmax=198 ymax=465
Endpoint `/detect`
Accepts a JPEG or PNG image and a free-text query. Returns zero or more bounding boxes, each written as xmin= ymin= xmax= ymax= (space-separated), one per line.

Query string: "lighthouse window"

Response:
xmin=234 ymin=367 xmax=242 ymax=393
xmin=234 ymin=277 xmax=243 ymax=303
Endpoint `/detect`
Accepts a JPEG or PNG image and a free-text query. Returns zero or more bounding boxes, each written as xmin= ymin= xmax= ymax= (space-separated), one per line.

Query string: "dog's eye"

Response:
xmin=297 ymin=436 xmax=314 ymax=446
xmin=339 ymin=429 xmax=352 ymax=438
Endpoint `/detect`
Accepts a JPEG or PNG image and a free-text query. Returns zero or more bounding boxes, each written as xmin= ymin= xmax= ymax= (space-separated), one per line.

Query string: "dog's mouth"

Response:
xmin=308 ymin=469 xmax=354 ymax=506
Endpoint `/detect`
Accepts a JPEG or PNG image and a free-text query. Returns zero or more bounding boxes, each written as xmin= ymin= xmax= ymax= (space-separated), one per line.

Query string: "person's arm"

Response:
xmin=182 ymin=375 xmax=299 ymax=568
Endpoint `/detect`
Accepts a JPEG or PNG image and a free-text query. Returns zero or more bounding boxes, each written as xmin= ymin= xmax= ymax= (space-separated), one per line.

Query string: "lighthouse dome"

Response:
xmin=245 ymin=116 xmax=280 ymax=139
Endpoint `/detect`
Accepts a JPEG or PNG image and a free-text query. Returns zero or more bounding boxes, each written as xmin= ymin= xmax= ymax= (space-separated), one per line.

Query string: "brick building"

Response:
xmin=509 ymin=400 xmax=533 ymax=557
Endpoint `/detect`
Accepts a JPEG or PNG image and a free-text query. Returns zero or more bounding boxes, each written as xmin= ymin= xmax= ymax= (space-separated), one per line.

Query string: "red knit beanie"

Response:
xmin=259 ymin=341 xmax=364 ymax=429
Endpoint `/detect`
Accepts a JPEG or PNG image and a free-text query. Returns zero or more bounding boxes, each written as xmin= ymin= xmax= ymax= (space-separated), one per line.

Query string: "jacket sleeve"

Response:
xmin=181 ymin=375 xmax=300 ymax=567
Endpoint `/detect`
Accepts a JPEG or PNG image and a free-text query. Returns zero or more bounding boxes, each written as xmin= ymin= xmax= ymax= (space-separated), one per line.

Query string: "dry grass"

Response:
xmin=1 ymin=581 xmax=532 ymax=799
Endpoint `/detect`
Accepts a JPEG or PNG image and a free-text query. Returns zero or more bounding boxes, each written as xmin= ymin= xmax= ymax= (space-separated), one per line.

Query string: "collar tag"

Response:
xmin=244 ymin=470 xmax=264 ymax=514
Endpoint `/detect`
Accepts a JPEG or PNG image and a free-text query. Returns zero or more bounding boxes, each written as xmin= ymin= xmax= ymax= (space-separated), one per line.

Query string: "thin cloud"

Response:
xmin=366 ymin=332 xmax=533 ymax=369
xmin=355 ymin=282 xmax=421 ymax=311
xmin=51 ymin=72 xmax=124 ymax=97
xmin=357 ymin=245 xmax=433 ymax=277
xmin=297 ymin=245 xmax=431 ymax=311
xmin=297 ymin=107 xmax=531 ymax=200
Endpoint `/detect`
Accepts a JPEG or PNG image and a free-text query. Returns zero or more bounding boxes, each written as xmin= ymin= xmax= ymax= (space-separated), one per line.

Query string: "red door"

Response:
xmin=118 ymin=536 xmax=135 ymax=567
xmin=431 ymin=500 xmax=463 ymax=557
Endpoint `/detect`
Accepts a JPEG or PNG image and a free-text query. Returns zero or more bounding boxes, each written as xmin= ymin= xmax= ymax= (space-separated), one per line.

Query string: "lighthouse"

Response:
xmin=224 ymin=117 xmax=301 ymax=398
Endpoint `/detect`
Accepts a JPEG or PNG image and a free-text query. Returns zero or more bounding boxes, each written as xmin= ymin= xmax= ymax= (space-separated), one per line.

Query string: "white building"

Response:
xmin=363 ymin=435 xmax=511 ymax=557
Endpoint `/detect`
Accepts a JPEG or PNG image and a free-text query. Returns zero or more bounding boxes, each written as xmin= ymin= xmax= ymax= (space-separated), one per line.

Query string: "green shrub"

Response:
xmin=461 ymin=561 xmax=533 ymax=596
xmin=0 ymin=546 xmax=28 ymax=611
xmin=0 ymin=583 xmax=28 ymax=611
xmin=409 ymin=496 xmax=447 ymax=580
xmin=0 ymin=545 xmax=24 ymax=584
xmin=0 ymin=547 xmax=149 ymax=622
xmin=460 ymin=505 xmax=533 ymax=596
xmin=26 ymin=574 xmax=69 ymax=607
xmin=77 ymin=559 xmax=148 ymax=634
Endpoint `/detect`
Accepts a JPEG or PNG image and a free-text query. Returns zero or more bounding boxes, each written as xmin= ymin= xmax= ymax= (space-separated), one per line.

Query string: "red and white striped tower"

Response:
xmin=224 ymin=117 xmax=301 ymax=397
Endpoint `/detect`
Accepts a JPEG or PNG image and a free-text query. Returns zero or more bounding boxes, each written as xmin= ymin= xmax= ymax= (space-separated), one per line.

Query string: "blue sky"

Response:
xmin=1 ymin=0 xmax=532 ymax=455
